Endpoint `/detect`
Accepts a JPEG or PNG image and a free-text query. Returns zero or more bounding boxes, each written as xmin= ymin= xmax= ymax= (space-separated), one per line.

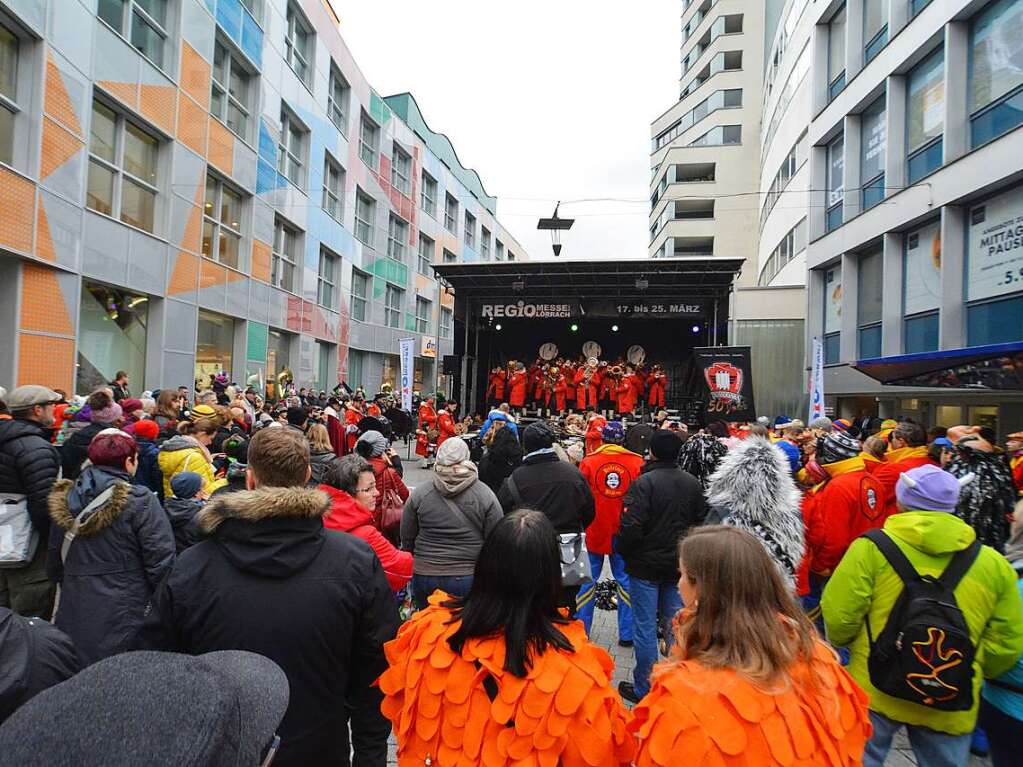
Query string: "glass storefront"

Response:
xmin=381 ymin=353 xmax=399 ymax=390
xmin=196 ymin=309 xmax=234 ymax=391
xmin=76 ymin=281 xmax=148 ymax=395
xmin=266 ymin=329 xmax=293 ymax=402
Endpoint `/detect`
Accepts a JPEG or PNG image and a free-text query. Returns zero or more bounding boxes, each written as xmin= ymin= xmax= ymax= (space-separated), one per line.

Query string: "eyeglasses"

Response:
xmin=260 ymin=734 xmax=280 ymax=767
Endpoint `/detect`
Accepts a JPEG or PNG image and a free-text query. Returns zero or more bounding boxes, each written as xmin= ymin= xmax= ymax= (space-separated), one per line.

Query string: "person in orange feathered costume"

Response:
xmin=629 ymin=525 xmax=870 ymax=767
xmin=378 ymin=510 xmax=636 ymax=767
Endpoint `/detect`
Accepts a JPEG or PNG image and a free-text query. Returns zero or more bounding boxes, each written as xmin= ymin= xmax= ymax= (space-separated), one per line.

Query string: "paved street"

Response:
xmin=391 ymin=454 xmax=992 ymax=766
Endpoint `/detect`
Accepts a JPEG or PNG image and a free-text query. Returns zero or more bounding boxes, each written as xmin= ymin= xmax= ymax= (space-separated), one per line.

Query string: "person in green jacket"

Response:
xmin=822 ymin=464 xmax=1023 ymax=767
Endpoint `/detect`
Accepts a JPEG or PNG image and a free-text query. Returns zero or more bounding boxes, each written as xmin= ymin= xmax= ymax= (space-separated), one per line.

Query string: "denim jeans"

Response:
xmin=575 ymin=548 xmax=633 ymax=642
xmin=411 ymin=574 xmax=473 ymax=611
xmin=630 ymin=577 xmax=683 ymax=698
xmin=863 ymin=710 xmax=971 ymax=767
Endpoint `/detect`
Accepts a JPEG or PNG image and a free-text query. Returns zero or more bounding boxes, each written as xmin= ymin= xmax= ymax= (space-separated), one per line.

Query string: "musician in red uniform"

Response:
xmin=508 ymin=363 xmax=527 ymax=411
xmin=416 ymin=397 xmax=438 ymax=459
xmin=485 ymin=367 xmax=506 ymax=406
xmin=647 ymin=364 xmax=667 ymax=409
xmin=436 ymin=400 xmax=459 ymax=446
xmin=616 ymin=367 xmax=638 ymax=416
xmin=574 ymin=360 xmax=600 ymax=411
xmin=563 ymin=360 xmax=577 ymax=411
xmin=552 ymin=369 xmax=568 ymax=414
xmin=530 ymin=362 xmax=544 ymax=405
xmin=344 ymin=398 xmax=363 ymax=454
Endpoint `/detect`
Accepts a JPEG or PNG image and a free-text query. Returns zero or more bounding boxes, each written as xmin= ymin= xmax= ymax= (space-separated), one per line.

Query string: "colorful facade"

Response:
xmin=0 ymin=0 xmax=527 ymax=398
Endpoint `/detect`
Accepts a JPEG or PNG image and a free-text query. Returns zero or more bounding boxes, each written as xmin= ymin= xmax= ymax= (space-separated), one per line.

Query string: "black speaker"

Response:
xmin=442 ymin=355 xmax=460 ymax=375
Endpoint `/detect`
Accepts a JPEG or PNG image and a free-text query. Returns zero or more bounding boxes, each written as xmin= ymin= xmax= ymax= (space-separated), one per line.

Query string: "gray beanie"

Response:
xmin=436 ymin=437 xmax=470 ymax=466
xmin=808 ymin=416 xmax=834 ymax=433
xmin=356 ymin=430 xmax=388 ymax=458
xmin=0 ymin=650 xmax=288 ymax=766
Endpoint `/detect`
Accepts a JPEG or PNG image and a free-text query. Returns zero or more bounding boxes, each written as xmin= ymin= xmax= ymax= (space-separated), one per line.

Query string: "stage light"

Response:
xmin=611 ymin=324 xmax=619 ymax=332
xmin=495 ymin=323 xmax=502 ymax=331
xmin=691 ymin=324 xmax=701 ymax=334
xmin=570 ymin=323 xmax=579 ymax=332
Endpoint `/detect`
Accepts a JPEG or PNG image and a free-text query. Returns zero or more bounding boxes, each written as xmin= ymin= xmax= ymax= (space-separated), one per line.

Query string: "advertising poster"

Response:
xmin=694 ymin=347 xmax=756 ymax=422
xmin=809 ymin=337 xmax=825 ymax=421
xmin=904 ymin=220 xmax=942 ymax=315
xmin=398 ymin=338 xmax=415 ymax=412
xmin=967 ymin=185 xmax=1023 ymax=302
xmin=824 ymin=266 xmax=842 ymax=334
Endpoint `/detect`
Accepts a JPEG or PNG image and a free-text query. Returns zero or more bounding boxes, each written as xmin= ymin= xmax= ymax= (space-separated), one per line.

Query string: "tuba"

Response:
xmin=610 ymin=364 xmax=623 ymax=378
xmin=276 ymin=366 xmax=294 ymax=391
xmin=380 ymin=382 xmax=394 ymax=396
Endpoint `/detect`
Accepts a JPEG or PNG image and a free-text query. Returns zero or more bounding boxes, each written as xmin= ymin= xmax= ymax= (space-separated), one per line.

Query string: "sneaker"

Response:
xmin=618 ymin=639 xmax=634 ymax=648
xmin=617 ymin=681 xmax=640 ymax=704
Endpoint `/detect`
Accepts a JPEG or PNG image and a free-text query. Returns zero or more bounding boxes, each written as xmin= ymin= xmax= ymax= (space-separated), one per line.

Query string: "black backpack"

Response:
xmin=863 ymin=528 xmax=981 ymax=711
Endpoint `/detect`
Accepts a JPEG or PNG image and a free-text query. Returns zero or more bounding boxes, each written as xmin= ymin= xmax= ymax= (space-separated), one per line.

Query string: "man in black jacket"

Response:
xmin=616 ymin=430 xmax=705 ymax=703
xmin=497 ymin=421 xmax=595 ymax=613
xmin=0 ymin=386 xmax=62 ymax=617
xmin=135 ymin=426 xmax=399 ymax=767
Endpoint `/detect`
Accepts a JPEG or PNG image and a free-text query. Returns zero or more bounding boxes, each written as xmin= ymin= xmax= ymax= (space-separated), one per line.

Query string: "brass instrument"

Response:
xmin=380 ymin=382 xmax=393 ymax=395
xmin=610 ymin=364 xmax=623 ymax=378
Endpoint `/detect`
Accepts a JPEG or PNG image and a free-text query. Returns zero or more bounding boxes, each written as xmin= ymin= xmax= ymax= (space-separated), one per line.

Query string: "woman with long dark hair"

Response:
xmin=379 ymin=510 xmax=635 ymax=766
xmin=629 ymin=526 xmax=869 ymax=766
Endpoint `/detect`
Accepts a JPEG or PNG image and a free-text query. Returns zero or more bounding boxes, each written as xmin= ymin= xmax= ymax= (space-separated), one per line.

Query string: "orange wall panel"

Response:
xmin=17 ymin=334 xmax=74 ymax=392
xmin=207 ymin=117 xmax=234 ymax=175
xmin=44 ymin=54 xmax=83 ymax=137
xmin=176 ymin=94 xmax=208 ymax=158
xmin=179 ymin=41 xmax=211 ymax=109
xmin=20 ymin=263 xmax=73 ymax=335
xmin=97 ymin=80 xmax=139 ymax=111
xmin=40 ymin=117 xmax=84 ymax=180
xmin=140 ymin=84 xmax=177 ymax=135
xmin=0 ymin=168 xmax=35 ymax=254
xmin=251 ymin=239 xmax=271 ymax=283
xmin=167 ymin=250 xmax=200 ymax=296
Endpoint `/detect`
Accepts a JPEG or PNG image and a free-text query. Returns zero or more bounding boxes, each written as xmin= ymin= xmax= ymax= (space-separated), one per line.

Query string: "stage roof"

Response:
xmin=431 ymin=258 xmax=744 ymax=301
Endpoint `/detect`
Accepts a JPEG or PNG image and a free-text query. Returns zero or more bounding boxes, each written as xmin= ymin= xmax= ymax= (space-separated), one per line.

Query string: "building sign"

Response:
xmin=968 ymin=185 xmax=1023 ymax=302
xmin=904 ymin=220 xmax=942 ymax=315
xmin=694 ymin=346 xmax=757 ymax=422
xmin=398 ymin=338 xmax=415 ymax=412
xmin=481 ymin=302 xmax=574 ymax=319
xmin=601 ymin=301 xmax=704 ymax=317
xmin=479 ymin=300 xmax=705 ymax=319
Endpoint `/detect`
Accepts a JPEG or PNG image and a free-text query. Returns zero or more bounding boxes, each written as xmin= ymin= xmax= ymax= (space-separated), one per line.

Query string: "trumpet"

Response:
xmin=610 ymin=364 xmax=623 ymax=377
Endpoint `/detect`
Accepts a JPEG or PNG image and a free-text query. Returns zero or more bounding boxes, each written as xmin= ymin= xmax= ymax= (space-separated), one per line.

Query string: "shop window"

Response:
xmin=904 ymin=312 xmax=939 ymax=353
xmin=969 ymin=0 xmax=1023 ymax=148
xmin=211 ymin=38 xmax=252 ymax=142
xmin=97 ymin=0 xmax=168 ymax=69
xmin=346 ymin=349 xmax=365 ymax=390
xmin=0 ymin=21 xmax=19 ymax=166
xmin=863 ymin=0 xmax=888 ymax=64
xmin=271 ymin=217 xmax=298 ymax=293
xmin=322 ymin=153 xmax=344 ymax=222
xmin=906 ymin=48 xmax=944 ymax=183
xmin=935 ymin=405 xmax=963 ymax=427
xmin=381 ymin=353 xmax=399 ymax=389
xmin=327 ymin=62 xmax=349 ymax=133
xmin=826 ymin=134 xmax=844 ymax=231
xmin=860 ymin=97 xmax=886 ymax=211
xmin=284 ymin=2 xmax=312 ymax=84
xmin=351 ymin=270 xmax=369 ymax=322
xmin=202 ymin=173 xmax=244 ymax=270
xmin=828 ymin=5 xmax=846 ymax=101
xmin=87 ymin=98 xmax=160 ymax=233
xmin=76 ymin=281 xmax=148 ymax=395
xmin=196 ymin=310 xmax=234 ymax=389
xmin=385 ymin=284 xmax=403 ymax=329
xmin=968 ymin=295 xmax=1023 ymax=345
xmin=418 ymin=233 xmax=434 ymax=275
xmin=265 ymin=329 xmax=291 ymax=402
xmin=317 ymin=248 xmax=337 ymax=310
xmin=277 ymin=107 xmax=307 ymax=187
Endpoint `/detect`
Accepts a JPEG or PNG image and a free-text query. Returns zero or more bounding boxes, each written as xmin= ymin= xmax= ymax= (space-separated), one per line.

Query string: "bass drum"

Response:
xmin=625 ymin=423 xmax=656 ymax=457
xmin=582 ymin=340 xmax=602 ymax=359
xmin=627 ymin=345 xmax=646 ymax=366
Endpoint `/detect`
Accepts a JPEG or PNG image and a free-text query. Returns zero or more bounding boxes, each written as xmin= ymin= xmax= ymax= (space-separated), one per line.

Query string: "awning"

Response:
xmin=853 ymin=341 xmax=1023 ymax=389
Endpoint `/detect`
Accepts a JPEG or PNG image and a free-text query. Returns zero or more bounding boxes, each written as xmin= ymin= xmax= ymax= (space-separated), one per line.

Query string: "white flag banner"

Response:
xmin=398 ymin=338 xmax=415 ymax=412
xmin=809 ymin=337 xmax=825 ymax=421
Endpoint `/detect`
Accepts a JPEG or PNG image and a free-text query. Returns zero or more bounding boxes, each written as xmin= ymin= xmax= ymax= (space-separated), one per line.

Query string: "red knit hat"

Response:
xmin=130 ymin=420 xmax=160 ymax=441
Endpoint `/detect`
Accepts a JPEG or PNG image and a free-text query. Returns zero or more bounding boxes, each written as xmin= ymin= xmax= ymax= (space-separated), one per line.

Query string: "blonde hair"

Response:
xmin=483 ymin=418 xmax=506 ymax=445
xmin=307 ymin=423 xmax=333 ymax=452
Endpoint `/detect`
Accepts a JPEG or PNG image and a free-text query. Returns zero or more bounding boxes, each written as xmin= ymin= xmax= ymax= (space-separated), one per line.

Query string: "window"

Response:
xmin=327 ymin=63 xmax=349 ymax=133
xmin=464 ymin=211 xmax=476 ymax=248
xmin=443 ymin=249 xmax=456 ymax=264
xmin=828 ymin=5 xmax=847 ymax=100
xmin=903 ymin=219 xmax=941 ymax=349
xmin=317 ymin=249 xmax=337 ymax=310
xmin=285 ymin=3 xmax=312 ymax=83
xmin=415 ymin=297 xmax=431 ymax=334
xmin=757 ymin=218 xmax=807 ymax=287
xmin=418 ymin=234 xmax=434 ymax=274
xmin=421 ymin=171 xmax=437 ymax=217
xmin=359 ymin=111 xmax=379 ymax=168
xmin=314 ymin=340 xmax=332 ymax=391
xmin=202 ymin=174 xmax=243 ymax=269
xmin=907 ymin=48 xmax=944 ymax=183
xmin=351 ymin=270 xmax=369 ymax=322
xmin=495 ymin=239 xmax=505 ymax=261
xmin=322 ymin=154 xmax=344 ymax=221
xmin=969 ymin=0 xmax=1023 ymax=148
xmin=863 ymin=0 xmax=888 ymax=63
xmin=826 ymin=134 xmax=844 ymax=231
xmin=277 ymin=108 xmax=306 ymax=187
xmin=271 ymin=217 xmax=298 ymax=292
xmin=857 ymin=249 xmax=883 ymax=358
xmin=823 ymin=265 xmax=842 ymax=363
xmin=347 ymin=349 xmax=365 ymax=388
xmin=384 ymin=284 xmax=403 ymax=329
xmin=354 ymin=189 xmax=374 ymax=246
xmin=507 ymin=250 xmax=516 ymax=262
xmin=441 ymin=307 xmax=452 ymax=339
xmin=652 ymin=89 xmax=743 ymax=150
xmin=97 ymin=0 xmax=168 ymax=68
xmin=968 ymin=295 xmax=1023 ymax=345
xmin=860 ymin=98 xmax=886 ymax=210
xmin=0 ymin=23 xmax=18 ymax=166
xmin=687 ymin=124 xmax=741 ymax=146
xmin=391 ymin=143 xmax=411 ymax=195
xmin=444 ymin=193 xmax=458 ymax=233
xmin=87 ymin=99 xmax=160 ymax=233
xmin=911 ymin=0 xmax=932 ymax=16
xmin=211 ymin=39 xmax=251 ymax=141
xmin=760 ymin=132 xmax=808 ymax=229
xmin=480 ymin=226 xmax=491 ymax=260
xmin=387 ymin=214 xmax=408 ymax=262
xmin=905 ymin=312 xmax=939 ymax=353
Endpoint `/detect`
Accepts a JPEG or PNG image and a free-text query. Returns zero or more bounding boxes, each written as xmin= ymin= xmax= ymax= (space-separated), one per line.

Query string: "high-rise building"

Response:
xmin=0 ymin=0 xmax=526 ymax=399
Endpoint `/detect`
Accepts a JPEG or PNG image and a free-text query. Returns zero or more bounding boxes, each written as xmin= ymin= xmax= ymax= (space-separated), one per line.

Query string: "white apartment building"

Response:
xmin=804 ymin=0 xmax=1023 ymax=435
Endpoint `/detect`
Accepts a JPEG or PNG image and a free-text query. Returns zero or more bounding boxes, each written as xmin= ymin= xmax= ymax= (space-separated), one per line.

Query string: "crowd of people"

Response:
xmin=0 ymin=374 xmax=1022 ymax=766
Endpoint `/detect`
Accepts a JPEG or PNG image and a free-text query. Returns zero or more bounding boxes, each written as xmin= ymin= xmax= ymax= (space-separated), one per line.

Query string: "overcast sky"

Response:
xmin=336 ymin=1 xmax=680 ymax=261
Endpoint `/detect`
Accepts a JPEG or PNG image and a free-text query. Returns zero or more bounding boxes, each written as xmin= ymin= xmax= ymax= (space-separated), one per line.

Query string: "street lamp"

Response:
xmin=537 ymin=202 xmax=575 ymax=257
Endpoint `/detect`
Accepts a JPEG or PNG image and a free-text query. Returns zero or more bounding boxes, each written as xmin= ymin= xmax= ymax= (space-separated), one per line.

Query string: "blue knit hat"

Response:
xmin=601 ymin=421 xmax=626 ymax=444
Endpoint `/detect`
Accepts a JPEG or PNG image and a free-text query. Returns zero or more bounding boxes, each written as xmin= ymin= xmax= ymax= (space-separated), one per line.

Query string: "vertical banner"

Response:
xmin=398 ymin=337 xmax=415 ymax=412
xmin=693 ymin=346 xmax=756 ymax=422
xmin=809 ymin=337 xmax=825 ymax=421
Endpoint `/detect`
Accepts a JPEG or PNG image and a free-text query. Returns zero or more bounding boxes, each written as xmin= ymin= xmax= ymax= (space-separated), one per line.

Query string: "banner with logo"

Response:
xmin=398 ymin=337 xmax=415 ymax=412
xmin=809 ymin=337 xmax=825 ymax=422
xmin=693 ymin=346 xmax=756 ymax=422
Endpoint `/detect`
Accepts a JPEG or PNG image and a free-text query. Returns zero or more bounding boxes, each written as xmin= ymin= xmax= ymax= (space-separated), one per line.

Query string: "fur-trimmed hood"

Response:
xmin=49 ymin=471 xmax=133 ymax=536
xmin=705 ymin=437 xmax=805 ymax=583
xmin=197 ymin=486 xmax=329 ymax=533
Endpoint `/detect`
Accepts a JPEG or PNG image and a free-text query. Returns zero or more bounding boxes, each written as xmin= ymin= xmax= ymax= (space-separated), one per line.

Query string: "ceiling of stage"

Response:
xmin=431 ymin=258 xmax=744 ymax=301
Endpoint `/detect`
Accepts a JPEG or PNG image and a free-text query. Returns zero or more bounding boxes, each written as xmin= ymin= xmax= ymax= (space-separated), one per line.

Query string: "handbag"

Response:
xmin=0 ymin=493 xmax=38 ymax=568
xmin=375 ymin=467 xmax=405 ymax=536
xmin=506 ymin=475 xmax=592 ymax=587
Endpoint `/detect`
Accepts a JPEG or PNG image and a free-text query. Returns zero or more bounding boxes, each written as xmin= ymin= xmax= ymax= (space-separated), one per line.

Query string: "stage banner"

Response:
xmin=694 ymin=346 xmax=756 ymax=422
xmin=809 ymin=337 xmax=825 ymax=421
xmin=398 ymin=337 xmax=415 ymax=412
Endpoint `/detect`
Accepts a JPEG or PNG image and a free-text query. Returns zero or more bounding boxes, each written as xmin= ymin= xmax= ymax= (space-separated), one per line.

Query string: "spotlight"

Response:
xmin=691 ymin=324 xmax=701 ymax=334
xmin=570 ymin=323 xmax=579 ymax=332
xmin=495 ymin=323 xmax=502 ymax=331
xmin=611 ymin=324 xmax=619 ymax=332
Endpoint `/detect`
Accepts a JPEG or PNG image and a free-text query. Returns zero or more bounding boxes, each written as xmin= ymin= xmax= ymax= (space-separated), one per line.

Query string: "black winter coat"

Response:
xmin=134 ymin=485 xmax=400 ymax=767
xmin=0 ymin=607 xmax=79 ymax=723
xmin=0 ymin=418 xmax=60 ymax=539
xmin=60 ymin=421 xmax=106 ymax=480
xmin=497 ymin=452 xmax=595 ymax=534
xmin=162 ymin=496 xmax=205 ymax=553
xmin=47 ymin=466 xmax=175 ymax=666
xmin=133 ymin=437 xmax=163 ymax=498
xmin=618 ymin=460 xmax=706 ymax=583
xmin=478 ymin=429 xmax=524 ymax=496
xmin=309 ymin=448 xmax=340 ymax=484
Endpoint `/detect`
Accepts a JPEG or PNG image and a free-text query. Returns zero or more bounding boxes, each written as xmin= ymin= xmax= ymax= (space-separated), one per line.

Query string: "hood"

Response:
xmin=320 ymin=485 xmax=373 ymax=532
xmin=432 ymin=462 xmax=479 ymax=497
xmin=884 ymin=511 xmax=977 ymax=555
xmin=160 ymin=434 xmax=199 ymax=453
xmin=198 ymin=486 xmax=330 ymax=578
xmin=309 ymin=449 xmax=335 ymax=463
xmin=163 ymin=496 xmax=201 ymax=525
xmin=48 ymin=467 xmax=133 ymax=535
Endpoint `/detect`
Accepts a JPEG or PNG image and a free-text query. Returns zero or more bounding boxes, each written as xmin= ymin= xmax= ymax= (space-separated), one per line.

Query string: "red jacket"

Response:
xmin=804 ymin=457 xmax=888 ymax=576
xmin=1011 ymin=453 xmax=1023 ymax=495
xmin=321 ymin=485 xmax=413 ymax=591
xmin=647 ymin=372 xmax=667 ymax=408
xmin=486 ymin=371 xmax=506 ymax=401
xmin=585 ymin=416 xmax=607 ymax=456
xmin=437 ymin=411 xmax=457 ymax=444
xmin=872 ymin=447 xmax=936 ymax=520
xmin=616 ymin=377 xmax=638 ymax=414
xmin=563 ymin=364 xmax=576 ymax=399
xmin=574 ymin=369 xmax=599 ymax=410
xmin=579 ymin=444 xmax=645 ymax=555
xmin=418 ymin=403 xmax=437 ymax=431
xmin=508 ymin=371 xmax=527 ymax=407
xmin=553 ymin=376 xmax=568 ymax=411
